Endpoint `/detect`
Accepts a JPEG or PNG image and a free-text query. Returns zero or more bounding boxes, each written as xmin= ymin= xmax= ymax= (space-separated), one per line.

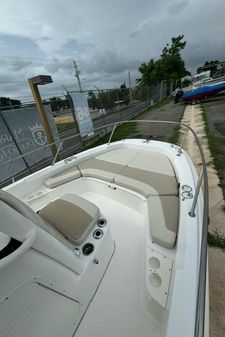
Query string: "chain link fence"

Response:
xmin=0 ymin=82 xmax=172 ymax=187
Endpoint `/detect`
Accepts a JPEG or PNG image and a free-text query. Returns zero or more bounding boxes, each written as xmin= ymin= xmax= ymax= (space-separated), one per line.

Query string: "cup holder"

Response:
xmin=97 ymin=218 xmax=107 ymax=228
xmin=93 ymin=229 xmax=104 ymax=239
xmin=82 ymin=243 xmax=94 ymax=256
xmin=149 ymin=273 xmax=162 ymax=288
xmin=148 ymin=257 xmax=160 ymax=269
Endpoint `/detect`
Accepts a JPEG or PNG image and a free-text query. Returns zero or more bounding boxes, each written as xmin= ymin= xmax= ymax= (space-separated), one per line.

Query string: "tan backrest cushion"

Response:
xmin=44 ymin=166 xmax=81 ymax=188
xmin=148 ymin=196 xmax=179 ymax=248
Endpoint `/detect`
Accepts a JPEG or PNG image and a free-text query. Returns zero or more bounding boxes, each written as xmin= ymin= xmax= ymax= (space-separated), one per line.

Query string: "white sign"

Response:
xmin=71 ymin=93 xmax=94 ymax=137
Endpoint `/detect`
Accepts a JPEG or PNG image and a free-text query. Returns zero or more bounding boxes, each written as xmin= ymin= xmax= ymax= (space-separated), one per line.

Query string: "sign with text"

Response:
xmin=71 ymin=93 xmax=94 ymax=137
xmin=0 ymin=105 xmax=60 ymax=183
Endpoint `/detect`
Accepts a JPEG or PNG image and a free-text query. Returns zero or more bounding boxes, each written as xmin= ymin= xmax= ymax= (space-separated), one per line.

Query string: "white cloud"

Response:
xmin=0 ymin=0 xmax=225 ymax=98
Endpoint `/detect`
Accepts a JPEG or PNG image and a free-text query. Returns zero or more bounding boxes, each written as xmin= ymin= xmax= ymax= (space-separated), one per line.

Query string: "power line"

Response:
xmin=0 ymin=57 xmax=74 ymax=69
xmin=0 ymin=55 xmax=73 ymax=62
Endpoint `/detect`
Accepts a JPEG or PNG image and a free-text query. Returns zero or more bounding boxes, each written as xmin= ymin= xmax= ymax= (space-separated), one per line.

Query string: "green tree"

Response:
xmin=137 ymin=59 xmax=158 ymax=85
xmin=119 ymin=83 xmax=130 ymax=104
xmin=182 ymin=78 xmax=192 ymax=87
xmin=88 ymin=91 xmax=98 ymax=109
xmin=44 ymin=97 xmax=67 ymax=112
xmin=0 ymin=97 xmax=21 ymax=109
xmin=137 ymin=35 xmax=190 ymax=85
xmin=204 ymin=60 xmax=219 ymax=66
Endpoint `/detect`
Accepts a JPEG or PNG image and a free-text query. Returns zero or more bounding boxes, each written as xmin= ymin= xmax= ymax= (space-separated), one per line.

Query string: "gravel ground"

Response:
xmin=135 ymin=99 xmax=185 ymax=141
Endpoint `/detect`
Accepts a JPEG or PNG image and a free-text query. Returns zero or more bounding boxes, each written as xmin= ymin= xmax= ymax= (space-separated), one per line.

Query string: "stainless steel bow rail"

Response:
xmin=0 ymin=120 xmax=208 ymax=337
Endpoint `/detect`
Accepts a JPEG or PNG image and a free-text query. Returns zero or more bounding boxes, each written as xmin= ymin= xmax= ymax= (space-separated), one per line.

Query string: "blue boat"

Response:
xmin=182 ymin=80 xmax=225 ymax=102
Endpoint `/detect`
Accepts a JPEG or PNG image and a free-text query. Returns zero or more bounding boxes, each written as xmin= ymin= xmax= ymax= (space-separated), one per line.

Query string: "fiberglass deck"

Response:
xmin=75 ymin=191 xmax=161 ymax=337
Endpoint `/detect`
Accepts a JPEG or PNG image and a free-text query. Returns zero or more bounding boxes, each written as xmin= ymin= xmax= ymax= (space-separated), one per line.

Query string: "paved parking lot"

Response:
xmin=134 ymin=99 xmax=184 ymax=141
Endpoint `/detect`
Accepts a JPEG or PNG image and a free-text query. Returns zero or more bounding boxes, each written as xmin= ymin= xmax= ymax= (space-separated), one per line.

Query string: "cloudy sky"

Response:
xmin=0 ymin=0 xmax=225 ymax=101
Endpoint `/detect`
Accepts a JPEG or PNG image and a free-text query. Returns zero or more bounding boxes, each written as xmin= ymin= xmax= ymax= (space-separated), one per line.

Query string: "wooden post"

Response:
xmin=28 ymin=77 xmax=57 ymax=157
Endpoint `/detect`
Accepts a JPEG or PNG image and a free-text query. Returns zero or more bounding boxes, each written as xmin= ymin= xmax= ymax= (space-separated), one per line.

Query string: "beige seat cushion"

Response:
xmin=96 ymin=148 xmax=140 ymax=165
xmin=148 ymin=196 xmax=179 ymax=249
xmin=78 ymin=148 xmax=141 ymax=182
xmin=114 ymin=150 xmax=178 ymax=197
xmin=128 ymin=150 xmax=176 ymax=176
xmin=115 ymin=167 xmax=178 ymax=197
xmin=39 ymin=194 xmax=100 ymax=245
xmin=44 ymin=166 xmax=81 ymax=188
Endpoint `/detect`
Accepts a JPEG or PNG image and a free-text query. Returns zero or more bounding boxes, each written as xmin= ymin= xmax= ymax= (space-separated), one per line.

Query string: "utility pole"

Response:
xmin=128 ymin=71 xmax=132 ymax=102
xmin=73 ymin=60 xmax=82 ymax=92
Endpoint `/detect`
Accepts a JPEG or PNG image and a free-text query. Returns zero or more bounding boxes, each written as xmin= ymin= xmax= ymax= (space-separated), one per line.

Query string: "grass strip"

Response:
xmin=56 ymin=122 xmax=75 ymax=133
xmin=201 ymin=107 xmax=225 ymax=171
xmin=168 ymin=105 xmax=185 ymax=145
xmin=87 ymin=122 xmax=138 ymax=149
xmin=208 ymin=231 xmax=225 ymax=250
xmin=168 ymin=125 xmax=181 ymax=145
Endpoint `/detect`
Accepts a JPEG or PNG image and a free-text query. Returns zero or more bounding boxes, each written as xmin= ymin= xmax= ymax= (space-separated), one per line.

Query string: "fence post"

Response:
xmin=160 ymin=80 xmax=164 ymax=101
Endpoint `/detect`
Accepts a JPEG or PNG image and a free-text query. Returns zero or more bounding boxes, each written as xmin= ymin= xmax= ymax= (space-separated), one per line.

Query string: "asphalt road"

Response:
xmin=134 ymin=99 xmax=185 ymax=142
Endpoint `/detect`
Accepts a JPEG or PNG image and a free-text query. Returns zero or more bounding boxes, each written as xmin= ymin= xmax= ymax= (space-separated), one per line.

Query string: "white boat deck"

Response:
xmin=75 ymin=191 xmax=161 ymax=337
xmin=0 ymin=138 xmax=208 ymax=337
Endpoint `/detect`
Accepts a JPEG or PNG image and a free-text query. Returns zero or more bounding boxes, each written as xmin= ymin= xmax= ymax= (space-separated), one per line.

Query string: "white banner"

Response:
xmin=70 ymin=92 xmax=94 ymax=137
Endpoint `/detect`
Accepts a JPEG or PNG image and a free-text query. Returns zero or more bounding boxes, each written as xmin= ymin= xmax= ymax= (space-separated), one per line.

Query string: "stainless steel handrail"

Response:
xmin=51 ymin=141 xmax=64 ymax=165
xmin=0 ymin=119 xmax=208 ymax=337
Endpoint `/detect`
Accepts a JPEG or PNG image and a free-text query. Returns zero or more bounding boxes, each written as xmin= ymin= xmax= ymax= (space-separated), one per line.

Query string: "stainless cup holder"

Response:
xmin=97 ymin=218 xmax=107 ymax=228
xmin=93 ymin=229 xmax=104 ymax=239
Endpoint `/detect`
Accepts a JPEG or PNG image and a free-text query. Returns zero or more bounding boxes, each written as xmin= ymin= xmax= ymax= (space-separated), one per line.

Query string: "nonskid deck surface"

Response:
xmin=75 ymin=191 xmax=159 ymax=337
